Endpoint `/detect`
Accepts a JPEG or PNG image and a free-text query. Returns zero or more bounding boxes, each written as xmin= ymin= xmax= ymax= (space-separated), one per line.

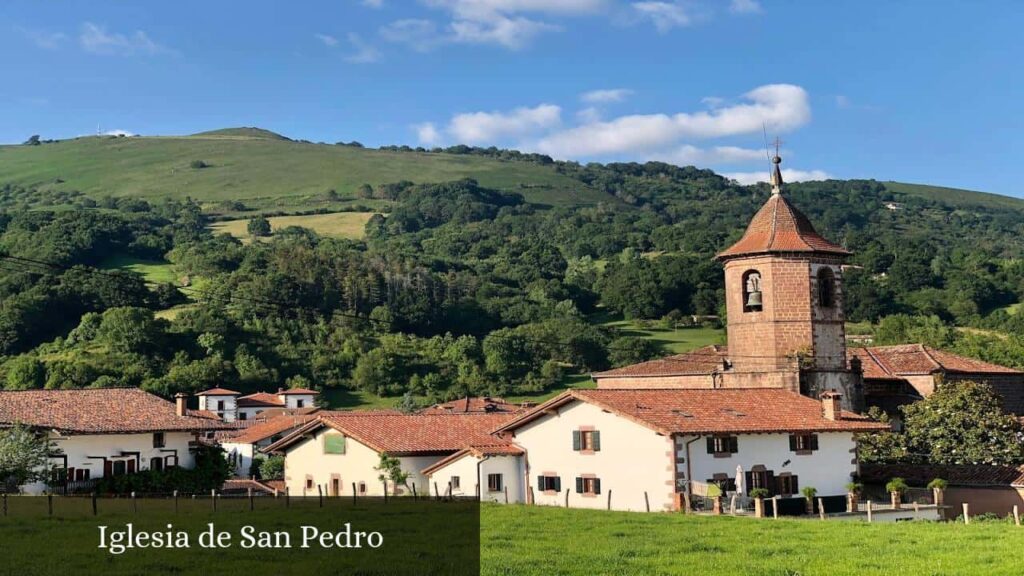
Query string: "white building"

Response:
xmin=422 ymin=444 xmax=524 ymax=503
xmin=194 ymin=387 xmax=320 ymax=422
xmin=220 ymin=411 xmax=320 ymax=476
xmin=0 ymin=388 xmax=226 ymax=494
xmin=489 ymin=388 xmax=887 ymax=512
xmin=264 ymin=411 xmax=515 ymax=498
xmin=195 ymin=388 xmax=241 ymax=421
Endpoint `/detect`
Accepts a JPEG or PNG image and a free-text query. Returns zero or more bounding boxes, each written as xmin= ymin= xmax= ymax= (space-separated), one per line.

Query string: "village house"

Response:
xmin=591 ymin=155 xmax=1024 ymax=417
xmin=195 ymin=386 xmax=320 ymax=422
xmin=264 ymin=411 xmax=516 ymax=498
xmin=219 ymin=410 xmax=321 ymax=476
xmin=482 ymin=388 xmax=886 ymax=513
xmin=0 ymin=388 xmax=226 ymax=494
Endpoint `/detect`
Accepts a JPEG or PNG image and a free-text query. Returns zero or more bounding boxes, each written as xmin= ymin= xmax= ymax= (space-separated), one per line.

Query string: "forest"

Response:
xmin=4 ymin=145 xmax=1024 ymax=407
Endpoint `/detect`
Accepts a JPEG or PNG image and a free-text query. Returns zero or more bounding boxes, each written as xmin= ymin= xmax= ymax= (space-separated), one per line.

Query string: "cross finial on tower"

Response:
xmin=769 ymin=137 xmax=784 ymax=196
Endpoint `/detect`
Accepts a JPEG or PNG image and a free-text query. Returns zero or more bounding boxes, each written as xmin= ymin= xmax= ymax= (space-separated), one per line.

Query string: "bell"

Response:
xmin=745 ymin=290 xmax=762 ymax=308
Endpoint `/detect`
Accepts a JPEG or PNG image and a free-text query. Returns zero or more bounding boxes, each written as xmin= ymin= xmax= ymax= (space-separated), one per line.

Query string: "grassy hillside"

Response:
xmin=483 ymin=505 xmax=1018 ymax=575
xmin=884 ymin=181 xmax=1024 ymax=211
xmin=209 ymin=212 xmax=376 ymax=242
xmin=0 ymin=134 xmax=605 ymax=211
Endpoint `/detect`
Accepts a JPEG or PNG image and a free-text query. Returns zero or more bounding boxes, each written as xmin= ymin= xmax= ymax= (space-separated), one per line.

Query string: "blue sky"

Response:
xmin=1 ymin=1 xmax=1022 ymax=194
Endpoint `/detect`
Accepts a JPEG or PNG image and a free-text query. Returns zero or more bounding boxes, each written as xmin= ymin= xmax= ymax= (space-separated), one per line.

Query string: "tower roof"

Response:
xmin=718 ymin=154 xmax=849 ymax=260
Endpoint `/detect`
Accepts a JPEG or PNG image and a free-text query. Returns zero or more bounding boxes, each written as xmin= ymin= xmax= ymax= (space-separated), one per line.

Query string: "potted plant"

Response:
xmin=886 ymin=478 xmax=908 ymax=509
xmin=749 ymin=488 xmax=770 ymax=518
xmin=927 ymin=478 xmax=948 ymax=507
xmin=801 ymin=486 xmax=818 ymax=515
xmin=845 ymin=482 xmax=863 ymax=512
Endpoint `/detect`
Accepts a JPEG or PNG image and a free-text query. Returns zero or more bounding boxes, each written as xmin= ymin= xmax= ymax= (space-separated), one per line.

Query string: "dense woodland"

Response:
xmin=4 ymin=148 xmax=1024 ymax=405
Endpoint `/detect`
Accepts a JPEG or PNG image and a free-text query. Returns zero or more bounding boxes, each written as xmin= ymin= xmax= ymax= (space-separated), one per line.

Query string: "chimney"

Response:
xmin=175 ymin=393 xmax=187 ymax=417
xmin=821 ymin=391 xmax=841 ymax=421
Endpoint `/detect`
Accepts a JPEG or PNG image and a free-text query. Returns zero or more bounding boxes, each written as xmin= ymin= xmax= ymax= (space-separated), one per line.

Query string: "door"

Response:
xmin=331 ymin=477 xmax=341 ymax=496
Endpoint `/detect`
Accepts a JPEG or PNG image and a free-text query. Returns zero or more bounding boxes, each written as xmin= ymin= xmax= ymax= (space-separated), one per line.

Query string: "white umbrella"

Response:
xmin=735 ymin=464 xmax=745 ymax=496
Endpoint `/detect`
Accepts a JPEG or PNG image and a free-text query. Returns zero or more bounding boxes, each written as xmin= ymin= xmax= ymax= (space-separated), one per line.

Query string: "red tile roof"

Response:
xmin=419 ymin=396 xmax=528 ymax=415
xmin=195 ymin=388 xmax=240 ymax=396
xmin=237 ymin=392 xmax=285 ymax=408
xmin=277 ymin=388 xmax=319 ymax=395
xmin=496 ymin=388 xmax=888 ymax=436
xmin=0 ymin=388 xmax=230 ymax=434
xmin=223 ymin=413 xmax=320 ymax=445
xmin=264 ymin=411 xmax=518 ymax=456
xmin=860 ymin=463 xmax=1024 ymax=487
xmin=592 ymin=345 xmax=728 ymax=378
xmin=717 ymin=194 xmax=850 ymax=259
xmin=421 ymin=443 xmax=525 ymax=476
xmin=849 ymin=345 xmax=1021 ymax=378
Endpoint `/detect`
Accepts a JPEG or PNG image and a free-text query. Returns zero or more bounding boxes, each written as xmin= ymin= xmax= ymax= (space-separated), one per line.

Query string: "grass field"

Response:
xmin=209 ymin=212 xmax=377 ymax=242
xmin=884 ymin=181 xmax=1024 ymax=211
xmin=481 ymin=504 xmax=1024 ymax=575
xmin=0 ymin=132 xmax=605 ymax=210
xmin=98 ymin=254 xmax=178 ymax=284
xmin=595 ymin=312 xmax=726 ymax=354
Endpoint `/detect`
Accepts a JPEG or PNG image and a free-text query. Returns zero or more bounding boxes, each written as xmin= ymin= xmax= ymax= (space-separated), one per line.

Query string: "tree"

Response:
xmin=96 ymin=307 xmax=164 ymax=354
xmin=247 ymin=216 xmax=272 ymax=238
xmin=259 ymin=455 xmax=285 ymax=480
xmin=608 ymin=337 xmax=661 ymax=367
xmin=4 ymin=356 xmax=45 ymax=390
xmin=0 ymin=424 xmax=59 ymax=491
xmin=375 ymin=452 xmax=409 ymax=488
xmin=23 ymin=135 xmax=41 ymax=146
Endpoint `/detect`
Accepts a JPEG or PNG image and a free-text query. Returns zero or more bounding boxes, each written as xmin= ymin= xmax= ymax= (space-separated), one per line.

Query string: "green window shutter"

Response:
xmin=323 ymin=434 xmax=346 ymax=454
xmin=537 ymin=475 xmax=544 ymax=490
xmin=594 ymin=478 xmax=601 ymax=495
xmin=809 ymin=435 xmax=819 ymax=450
xmin=575 ymin=477 xmax=584 ymax=493
xmin=789 ymin=435 xmax=797 ymax=451
xmin=592 ymin=431 xmax=601 ymax=451
xmin=729 ymin=437 xmax=739 ymax=453
xmin=706 ymin=437 xmax=715 ymax=454
xmin=554 ymin=476 xmax=561 ymax=492
xmin=572 ymin=430 xmax=581 ymax=451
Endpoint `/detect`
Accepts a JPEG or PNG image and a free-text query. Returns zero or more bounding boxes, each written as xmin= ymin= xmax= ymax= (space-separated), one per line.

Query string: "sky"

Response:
xmin=1 ymin=1 xmax=1022 ymax=194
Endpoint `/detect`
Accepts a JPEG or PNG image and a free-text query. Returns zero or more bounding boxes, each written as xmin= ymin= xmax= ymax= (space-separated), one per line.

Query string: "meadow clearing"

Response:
xmin=208 ymin=211 xmax=377 ymax=242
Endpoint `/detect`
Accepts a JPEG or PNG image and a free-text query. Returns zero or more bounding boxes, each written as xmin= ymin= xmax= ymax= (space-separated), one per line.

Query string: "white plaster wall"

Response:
xmin=236 ymin=406 xmax=271 ymax=421
xmin=512 ymin=401 xmax=675 ymax=512
xmin=23 ymin=431 xmax=196 ymax=494
xmin=281 ymin=427 xmax=443 ymax=497
xmin=222 ymin=442 xmax=256 ymax=477
xmin=683 ymin=431 xmax=857 ymax=497
xmin=281 ymin=394 xmax=315 ymax=409
xmin=426 ymin=454 xmax=523 ymax=503
xmin=199 ymin=395 xmax=238 ymax=421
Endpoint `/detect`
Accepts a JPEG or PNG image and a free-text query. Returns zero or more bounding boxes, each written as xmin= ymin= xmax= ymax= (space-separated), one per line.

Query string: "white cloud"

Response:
xmin=448 ymin=103 xmax=561 ymax=144
xmin=576 ymin=106 xmax=602 ymax=123
xmin=315 ymin=33 xmax=339 ymax=46
xmin=20 ymin=27 xmax=66 ymax=50
xmin=447 ymin=14 xmax=558 ymax=49
xmin=631 ymin=1 xmax=691 ymax=33
xmin=79 ymin=22 xmax=171 ymax=55
xmin=415 ymin=122 xmax=442 ymax=145
xmin=581 ymin=88 xmax=633 ymax=104
xmin=652 ymin=144 xmax=766 ymax=166
xmin=724 ymin=169 xmax=831 ymax=186
xmin=729 ymin=0 xmax=762 ymax=14
xmin=535 ymin=83 xmax=810 ymax=157
xmin=362 ymin=0 xmax=385 ymax=7
xmin=344 ymin=33 xmax=381 ymax=63
xmin=102 ymin=129 xmax=136 ymax=137
xmin=380 ymin=19 xmax=443 ymax=51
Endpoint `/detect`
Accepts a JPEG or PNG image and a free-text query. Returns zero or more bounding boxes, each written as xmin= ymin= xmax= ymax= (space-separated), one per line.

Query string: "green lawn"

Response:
xmin=481 ymin=504 xmax=1023 ymax=575
xmin=98 ymin=254 xmax=178 ymax=284
xmin=594 ymin=312 xmax=725 ymax=354
xmin=209 ymin=212 xmax=377 ymax=242
xmin=0 ymin=134 xmax=606 ymax=210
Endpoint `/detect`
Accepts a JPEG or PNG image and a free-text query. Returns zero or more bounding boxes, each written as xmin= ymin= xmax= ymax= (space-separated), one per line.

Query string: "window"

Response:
xmin=323 ymin=434 xmax=346 ymax=454
xmin=305 ymin=477 xmax=314 ymax=490
xmin=537 ymin=475 xmax=561 ymax=493
xmin=112 ymin=461 xmax=127 ymax=476
xmin=742 ymin=270 xmax=763 ymax=313
xmin=789 ymin=434 xmax=819 ymax=453
xmin=297 ymin=399 xmax=305 ymax=408
xmin=745 ymin=468 xmax=774 ymax=495
xmin=488 ymin=474 xmax=503 ymax=492
xmin=166 ymin=455 xmax=178 ymax=468
xmin=75 ymin=469 xmax=90 ymax=482
xmin=217 ymin=400 xmax=225 ymax=411
xmin=817 ymin=268 xmax=836 ymax=308
xmin=707 ymin=436 xmax=739 ymax=456
xmin=153 ymin=432 xmax=165 ymax=448
xmin=358 ymin=482 xmax=367 ymax=494
xmin=239 ymin=412 xmax=248 ymax=421
xmin=575 ymin=477 xmax=601 ymax=495
xmin=776 ymin=474 xmax=799 ymax=496
xmin=451 ymin=476 xmax=461 ymax=489
xmin=151 ymin=457 xmax=164 ymax=472
xmin=572 ymin=430 xmax=601 ymax=452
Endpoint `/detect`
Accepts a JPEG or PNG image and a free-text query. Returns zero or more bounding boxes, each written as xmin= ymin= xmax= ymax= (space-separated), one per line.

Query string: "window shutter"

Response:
xmin=554 ymin=477 xmax=561 ymax=492
xmin=745 ymin=471 xmax=753 ymax=490
xmin=792 ymin=475 xmax=799 ymax=493
xmin=707 ymin=437 xmax=715 ymax=454
xmin=572 ymin=430 xmax=581 ymax=451
xmin=594 ymin=478 xmax=601 ymax=495
xmin=537 ymin=475 xmax=544 ymax=490
xmin=592 ymin=431 xmax=601 ymax=451
xmin=729 ymin=437 xmax=739 ymax=453
xmin=789 ymin=435 xmax=797 ymax=451
xmin=809 ymin=435 xmax=819 ymax=450
xmin=576 ymin=477 xmax=584 ymax=494
xmin=765 ymin=471 xmax=775 ymax=496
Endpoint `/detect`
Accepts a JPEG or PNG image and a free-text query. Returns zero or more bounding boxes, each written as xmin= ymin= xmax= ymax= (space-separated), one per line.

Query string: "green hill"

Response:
xmin=883 ymin=181 xmax=1024 ymax=211
xmin=0 ymin=132 xmax=605 ymax=211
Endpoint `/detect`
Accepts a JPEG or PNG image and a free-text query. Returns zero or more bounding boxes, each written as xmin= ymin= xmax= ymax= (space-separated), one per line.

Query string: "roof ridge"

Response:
xmin=918 ymin=344 xmax=943 ymax=371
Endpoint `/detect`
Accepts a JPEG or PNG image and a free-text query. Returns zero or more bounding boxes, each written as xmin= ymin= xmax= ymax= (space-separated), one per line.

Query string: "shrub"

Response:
xmin=259 ymin=456 xmax=285 ymax=480
xmin=749 ymin=488 xmax=769 ymax=499
xmin=845 ymin=482 xmax=863 ymax=494
xmin=927 ymin=478 xmax=948 ymax=490
xmin=801 ymin=486 xmax=818 ymax=500
xmin=96 ymin=445 xmax=232 ymax=494
xmin=190 ymin=160 xmax=209 ymax=169
xmin=886 ymin=477 xmax=909 ymax=494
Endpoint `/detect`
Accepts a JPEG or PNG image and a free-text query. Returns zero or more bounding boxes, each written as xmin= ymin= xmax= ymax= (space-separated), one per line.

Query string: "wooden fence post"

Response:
xmin=772 ymin=496 xmax=779 ymax=519
xmin=504 ymin=485 xmax=509 ymax=504
xmin=866 ymin=500 xmax=873 ymax=523
xmin=1014 ymin=505 xmax=1021 ymax=526
xmin=412 ymin=483 xmax=418 ymax=501
xmin=565 ymin=488 xmax=570 ymax=508
xmin=644 ymin=491 xmax=650 ymax=513
xmin=383 ymin=482 xmax=388 ymax=504
xmin=351 ymin=483 xmax=357 ymax=506
xmin=318 ymin=484 xmax=323 ymax=508
xmin=131 ymin=491 xmax=137 ymax=514
xmin=817 ymin=498 xmax=825 ymax=520
xmin=248 ymin=488 xmax=254 ymax=511
xmin=962 ymin=503 xmax=970 ymax=524
xmin=607 ymin=489 xmax=612 ymax=511
xmin=528 ymin=486 xmax=534 ymax=506
xmin=730 ymin=494 xmax=737 ymax=515
xmin=434 ymin=482 xmax=440 ymax=501
xmin=447 ymin=482 xmax=453 ymax=500
xmin=173 ymin=490 xmax=178 ymax=513
xmin=211 ymin=489 xmax=217 ymax=512
xmin=47 ymin=493 xmax=53 ymax=516
xmin=92 ymin=491 xmax=98 ymax=516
